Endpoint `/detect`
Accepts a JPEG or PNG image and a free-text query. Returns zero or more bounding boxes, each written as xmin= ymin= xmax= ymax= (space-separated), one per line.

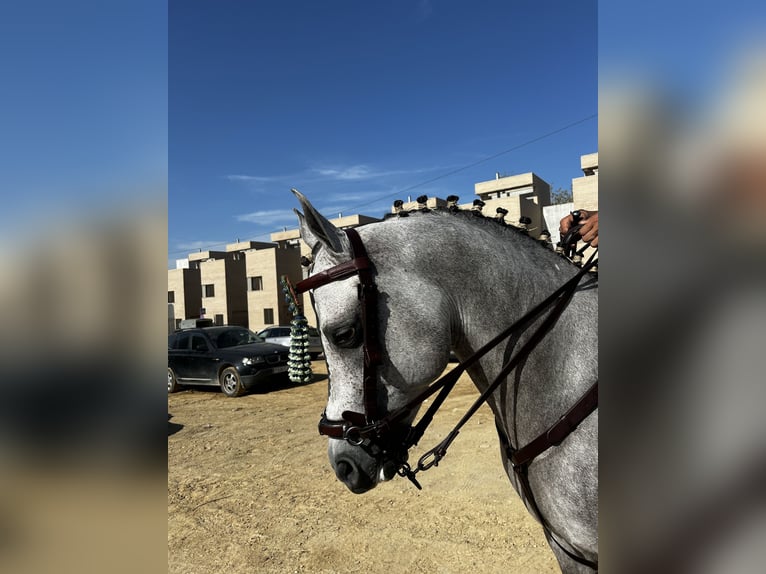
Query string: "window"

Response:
xmin=214 ymin=314 xmax=224 ymax=326
xmin=263 ymin=308 xmax=274 ymax=325
xmin=191 ymin=335 xmax=209 ymax=353
xmin=168 ymin=291 xmax=175 ymax=303
xmin=249 ymin=276 xmax=263 ymax=291
xmin=173 ymin=333 xmax=191 ymax=350
xmin=203 ymin=284 xmax=215 ymax=298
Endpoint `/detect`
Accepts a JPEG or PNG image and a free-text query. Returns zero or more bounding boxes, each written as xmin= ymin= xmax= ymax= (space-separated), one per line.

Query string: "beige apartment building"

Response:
xmin=572 ymin=152 xmax=598 ymax=212
xmin=472 ymin=171 xmax=552 ymax=232
xmin=187 ymin=248 xmax=248 ymax=328
xmin=167 ymin=266 xmax=202 ymax=329
xmin=241 ymin=241 xmax=303 ymax=332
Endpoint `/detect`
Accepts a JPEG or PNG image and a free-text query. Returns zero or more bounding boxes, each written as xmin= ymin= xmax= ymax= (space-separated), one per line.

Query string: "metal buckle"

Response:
xmin=342 ymin=425 xmax=365 ymax=446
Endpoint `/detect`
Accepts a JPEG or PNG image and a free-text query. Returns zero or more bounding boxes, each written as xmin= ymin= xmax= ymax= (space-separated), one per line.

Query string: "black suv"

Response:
xmin=168 ymin=326 xmax=289 ymax=397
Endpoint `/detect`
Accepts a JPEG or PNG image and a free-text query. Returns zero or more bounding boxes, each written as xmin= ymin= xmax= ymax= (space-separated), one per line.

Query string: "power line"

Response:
xmin=341 ymin=112 xmax=597 ymax=213
xmin=168 ymin=113 xmax=597 ymax=259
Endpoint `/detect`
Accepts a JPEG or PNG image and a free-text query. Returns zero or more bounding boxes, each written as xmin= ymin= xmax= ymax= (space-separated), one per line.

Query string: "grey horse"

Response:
xmin=294 ymin=191 xmax=598 ymax=572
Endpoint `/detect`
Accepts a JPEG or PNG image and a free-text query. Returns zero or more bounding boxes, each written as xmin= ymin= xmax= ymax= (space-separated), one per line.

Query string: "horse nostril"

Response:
xmin=335 ymin=459 xmax=354 ymax=482
xmin=333 ymin=457 xmax=375 ymax=493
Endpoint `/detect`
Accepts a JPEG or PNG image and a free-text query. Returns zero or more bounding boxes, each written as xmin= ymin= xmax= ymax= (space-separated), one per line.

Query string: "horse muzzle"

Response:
xmin=319 ymin=412 xmax=409 ymax=494
xmin=328 ymin=440 xmax=383 ymax=493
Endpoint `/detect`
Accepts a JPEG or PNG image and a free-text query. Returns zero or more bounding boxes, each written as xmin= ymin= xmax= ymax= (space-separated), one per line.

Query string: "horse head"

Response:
xmin=293 ymin=190 xmax=452 ymax=493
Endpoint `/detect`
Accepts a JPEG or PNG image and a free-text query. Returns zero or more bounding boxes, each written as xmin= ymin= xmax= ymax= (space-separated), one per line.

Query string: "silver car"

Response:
xmin=257 ymin=325 xmax=324 ymax=359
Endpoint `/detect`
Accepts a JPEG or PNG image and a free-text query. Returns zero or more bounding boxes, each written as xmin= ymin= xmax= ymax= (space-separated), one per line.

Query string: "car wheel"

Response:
xmin=219 ymin=367 xmax=245 ymax=397
xmin=168 ymin=368 xmax=180 ymax=393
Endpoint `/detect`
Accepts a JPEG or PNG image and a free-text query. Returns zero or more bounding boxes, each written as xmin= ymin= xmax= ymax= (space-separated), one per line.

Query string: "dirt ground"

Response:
xmin=168 ymin=361 xmax=558 ymax=573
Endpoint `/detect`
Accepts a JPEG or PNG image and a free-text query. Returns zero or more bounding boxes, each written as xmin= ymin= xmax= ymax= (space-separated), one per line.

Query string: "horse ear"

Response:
xmin=292 ymin=188 xmax=350 ymax=256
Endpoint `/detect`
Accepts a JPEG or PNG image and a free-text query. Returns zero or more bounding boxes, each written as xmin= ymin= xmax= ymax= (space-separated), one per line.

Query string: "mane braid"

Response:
xmin=381 ymin=206 xmax=578 ymax=266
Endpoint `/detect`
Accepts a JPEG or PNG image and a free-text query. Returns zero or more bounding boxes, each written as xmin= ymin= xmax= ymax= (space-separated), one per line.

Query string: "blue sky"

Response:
xmin=168 ymin=1 xmax=597 ymax=265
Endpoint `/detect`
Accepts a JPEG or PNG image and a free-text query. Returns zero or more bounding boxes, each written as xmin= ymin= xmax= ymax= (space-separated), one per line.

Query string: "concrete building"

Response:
xmin=572 ymin=152 xmax=598 ymax=212
xmin=167 ymin=265 xmax=202 ymax=331
xmin=471 ymin=172 xmax=552 ymax=233
xmin=241 ymin=242 xmax=303 ymax=332
xmin=188 ymin=248 xmax=248 ymax=328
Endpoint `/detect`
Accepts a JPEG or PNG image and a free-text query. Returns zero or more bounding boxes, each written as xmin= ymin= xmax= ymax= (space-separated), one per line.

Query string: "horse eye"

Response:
xmin=332 ymin=326 xmax=359 ymax=348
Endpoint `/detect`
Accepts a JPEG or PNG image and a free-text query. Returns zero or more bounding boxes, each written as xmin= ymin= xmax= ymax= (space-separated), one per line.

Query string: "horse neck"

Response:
xmin=411 ymin=215 xmax=597 ymax=441
xmin=421 ymin=215 xmax=577 ymax=359
xmin=372 ymin=212 xmax=579 ymax=372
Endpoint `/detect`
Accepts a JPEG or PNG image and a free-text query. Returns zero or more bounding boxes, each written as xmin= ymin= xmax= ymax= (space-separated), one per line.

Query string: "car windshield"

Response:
xmin=215 ymin=328 xmax=263 ymax=348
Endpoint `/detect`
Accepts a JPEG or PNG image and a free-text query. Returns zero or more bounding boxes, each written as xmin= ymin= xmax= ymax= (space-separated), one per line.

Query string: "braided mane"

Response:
xmin=381 ymin=205 xmax=560 ymax=257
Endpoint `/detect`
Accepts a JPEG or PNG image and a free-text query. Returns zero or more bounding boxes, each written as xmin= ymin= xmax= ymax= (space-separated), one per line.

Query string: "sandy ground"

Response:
xmin=168 ymin=361 xmax=558 ymax=573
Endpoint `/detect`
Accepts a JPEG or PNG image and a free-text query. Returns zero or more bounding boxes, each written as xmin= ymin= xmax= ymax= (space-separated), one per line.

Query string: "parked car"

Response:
xmin=256 ymin=325 xmax=324 ymax=359
xmin=168 ymin=326 xmax=289 ymax=397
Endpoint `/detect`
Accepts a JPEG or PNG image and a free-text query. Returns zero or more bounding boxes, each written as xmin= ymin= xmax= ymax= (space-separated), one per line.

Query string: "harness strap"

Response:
xmin=295 ymin=255 xmax=371 ymax=292
xmin=511 ymin=382 xmax=598 ymax=468
xmin=344 ymin=229 xmax=382 ymax=421
xmin=410 ymin=254 xmax=592 ymax=472
xmin=296 ymin=229 xmax=382 ymax=423
xmin=399 ymin=249 xmax=598 ymax=438
xmin=496 ymin=421 xmax=599 ymax=570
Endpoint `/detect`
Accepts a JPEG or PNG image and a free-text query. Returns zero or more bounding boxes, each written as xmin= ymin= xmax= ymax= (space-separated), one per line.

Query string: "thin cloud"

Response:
xmin=314 ymin=165 xmax=375 ymax=181
xmin=235 ymin=209 xmax=299 ymax=226
xmin=225 ymin=174 xmax=280 ymax=183
xmin=312 ymin=163 xmax=447 ymax=182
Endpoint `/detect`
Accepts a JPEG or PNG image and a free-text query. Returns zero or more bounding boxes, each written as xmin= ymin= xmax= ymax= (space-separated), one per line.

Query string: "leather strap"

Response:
xmin=295 ymin=256 xmax=371 ymax=293
xmin=344 ymin=228 xmax=382 ymax=420
xmin=511 ymin=382 xmax=598 ymax=468
xmin=296 ymin=228 xmax=382 ymax=424
xmin=496 ymin=419 xmax=599 ymax=570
